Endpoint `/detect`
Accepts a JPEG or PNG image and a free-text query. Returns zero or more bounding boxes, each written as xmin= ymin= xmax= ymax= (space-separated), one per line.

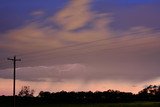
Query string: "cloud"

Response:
xmin=50 ymin=0 xmax=112 ymax=43
xmin=0 ymin=0 xmax=160 ymax=86
xmin=0 ymin=23 xmax=64 ymax=52
xmin=52 ymin=0 xmax=92 ymax=31
xmin=1 ymin=78 xmax=139 ymax=95
xmin=0 ymin=63 xmax=87 ymax=82
xmin=1 ymin=77 xmax=160 ymax=95
xmin=0 ymin=0 xmax=112 ymax=53
xmin=31 ymin=10 xmax=45 ymax=17
xmin=0 ymin=57 xmax=160 ymax=83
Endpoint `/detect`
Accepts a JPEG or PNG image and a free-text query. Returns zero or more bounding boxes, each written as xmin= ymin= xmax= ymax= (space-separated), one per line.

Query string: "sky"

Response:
xmin=0 ymin=0 xmax=160 ymax=95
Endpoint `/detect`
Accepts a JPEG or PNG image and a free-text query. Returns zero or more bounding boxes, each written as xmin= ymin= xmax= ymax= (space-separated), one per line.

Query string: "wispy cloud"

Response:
xmin=1 ymin=0 xmax=159 ymax=54
xmin=30 ymin=10 xmax=45 ymax=17
xmin=52 ymin=0 xmax=92 ymax=31
xmin=0 ymin=0 xmax=112 ymax=53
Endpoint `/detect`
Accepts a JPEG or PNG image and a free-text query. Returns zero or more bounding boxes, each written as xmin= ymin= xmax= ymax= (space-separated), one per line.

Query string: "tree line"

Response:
xmin=1 ymin=85 xmax=160 ymax=106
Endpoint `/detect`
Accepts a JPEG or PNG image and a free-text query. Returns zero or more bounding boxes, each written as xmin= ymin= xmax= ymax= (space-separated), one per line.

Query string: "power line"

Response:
xmin=1 ymin=30 xmax=159 ymax=62
xmin=18 ymin=35 xmax=160 ymax=62
xmin=15 ymin=35 xmax=159 ymax=62
xmin=0 ymin=33 xmax=159 ymax=68
xmin=16 ymin=37 xmax=160 ymax=66
xmin=16 ymin=30 xmax=159 ymax=58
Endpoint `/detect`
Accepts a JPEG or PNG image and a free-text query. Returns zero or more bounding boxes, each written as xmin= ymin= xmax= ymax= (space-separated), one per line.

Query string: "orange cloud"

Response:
xmin=52 ymin=0 xmax=92 ymax=31
xmin=1 ymin=23 xmax=64 ymax=52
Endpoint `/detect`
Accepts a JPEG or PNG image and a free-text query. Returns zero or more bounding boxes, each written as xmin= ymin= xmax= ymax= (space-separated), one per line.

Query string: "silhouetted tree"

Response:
xmin=18 ymin=86 xmax=35 ymax=97
xmin=138 ymin=85 xmax=160 ymax=101
xmin=139 ymin=85 xmax=160 ymax=95
xmin=38 ymin=91 xmax=51 ymax=98
xmin=2 ymin=85 xmax=160 ymax=106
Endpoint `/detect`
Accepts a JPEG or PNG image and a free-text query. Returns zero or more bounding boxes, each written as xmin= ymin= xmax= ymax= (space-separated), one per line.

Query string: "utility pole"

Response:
xmin=8 ymin=56 xmax=21 ymax=107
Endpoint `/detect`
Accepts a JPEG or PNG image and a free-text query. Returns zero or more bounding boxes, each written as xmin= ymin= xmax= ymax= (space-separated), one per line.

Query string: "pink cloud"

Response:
xmin=1 ymin=77 xmax=160 ymax=96
xmin=31 ymin=10 xmax=45 ymax=17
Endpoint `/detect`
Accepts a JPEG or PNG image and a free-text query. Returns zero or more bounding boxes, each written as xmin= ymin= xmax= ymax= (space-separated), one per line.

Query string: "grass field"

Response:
xmin=20 ymin=102 xmax=160 ymax=107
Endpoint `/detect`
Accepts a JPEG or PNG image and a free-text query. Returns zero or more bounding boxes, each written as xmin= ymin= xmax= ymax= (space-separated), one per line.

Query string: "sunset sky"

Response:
xmin=0 ymin=0 xmax=160 ymax=95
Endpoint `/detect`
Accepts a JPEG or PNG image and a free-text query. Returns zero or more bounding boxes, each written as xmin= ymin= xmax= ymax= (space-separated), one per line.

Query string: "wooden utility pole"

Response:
xmin=8 ymin=56 xmax=21 ymax=107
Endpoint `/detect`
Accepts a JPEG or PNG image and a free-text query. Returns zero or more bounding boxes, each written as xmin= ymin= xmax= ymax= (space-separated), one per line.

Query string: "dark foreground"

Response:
xmin=1 ymin=85 xmax=160 ymax=107
xmin=1 ymin=102 xmax=160 ymax=107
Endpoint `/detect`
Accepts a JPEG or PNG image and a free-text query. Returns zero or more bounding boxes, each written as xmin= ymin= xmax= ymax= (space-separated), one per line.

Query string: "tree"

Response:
xmin=139 ymin=85 xmax=160 ymax=95
xmin=18 ymin=86 xmax=35 ymax=97
xmin=38 ymin=91 xmax=51 ymax=98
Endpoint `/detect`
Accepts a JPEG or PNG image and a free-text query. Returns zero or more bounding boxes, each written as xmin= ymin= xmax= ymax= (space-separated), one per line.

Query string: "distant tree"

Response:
xmin=139 ymin=85 xmax=160 ymax=95
xmin=18 ymin=86 xmax=35 ymax=97
xmin=38 ymin=91 xmax=51 ymax=98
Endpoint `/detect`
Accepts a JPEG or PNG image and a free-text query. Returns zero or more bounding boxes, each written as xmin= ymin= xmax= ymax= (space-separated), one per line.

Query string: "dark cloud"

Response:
xmin=0 ymin=52 xmax=160 ymax=83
